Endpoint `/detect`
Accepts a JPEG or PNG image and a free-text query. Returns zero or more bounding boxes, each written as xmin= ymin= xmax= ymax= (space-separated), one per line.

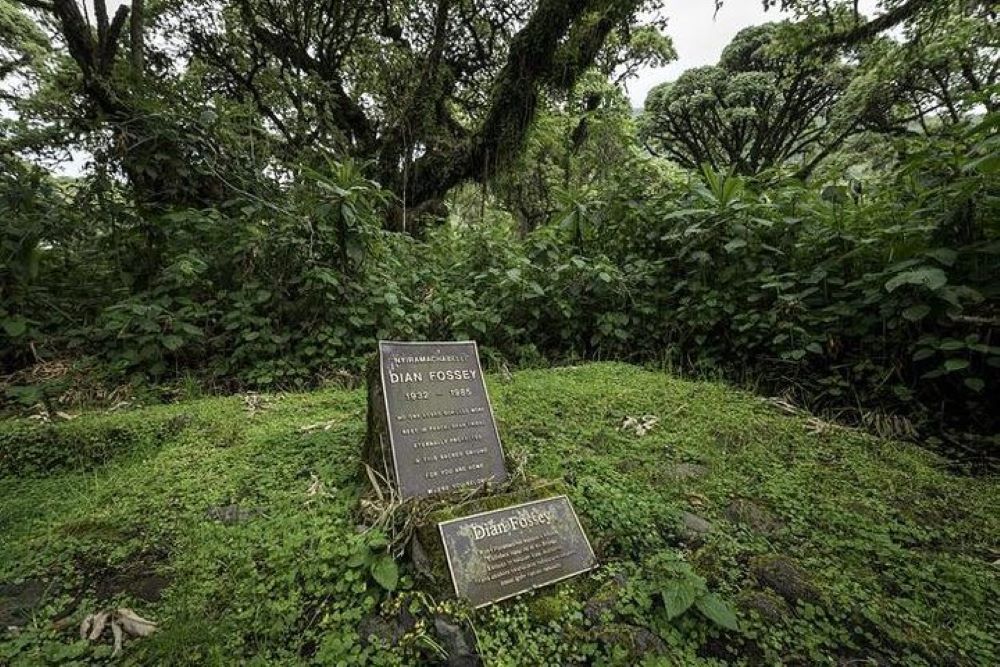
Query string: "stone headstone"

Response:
xmin=438 ymin=495 xmax=597 ymax=608
xmin=367 ymin=341 xmax=508 ymax=500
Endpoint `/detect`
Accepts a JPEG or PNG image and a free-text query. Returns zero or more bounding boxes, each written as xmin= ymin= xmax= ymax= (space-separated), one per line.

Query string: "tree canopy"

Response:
xmin=5 ymin=0 xmax=981 ymax=214
xmin=639 ymin=21 xmax=860 ymax=175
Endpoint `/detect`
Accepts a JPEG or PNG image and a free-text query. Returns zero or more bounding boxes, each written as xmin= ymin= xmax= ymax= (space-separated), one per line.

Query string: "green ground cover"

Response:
xmin=1 ymin=363 xmax=997 ymax=665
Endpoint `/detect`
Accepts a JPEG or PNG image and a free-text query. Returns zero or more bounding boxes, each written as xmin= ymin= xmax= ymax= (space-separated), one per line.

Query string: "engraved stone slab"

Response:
xmin=438 ymin=495 xmax=598 ymax=608
xmin=376 ymin=340 xmax=507 ymax=499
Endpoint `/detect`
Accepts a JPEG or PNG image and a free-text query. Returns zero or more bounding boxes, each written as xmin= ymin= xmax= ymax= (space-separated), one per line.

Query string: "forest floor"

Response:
xmin=1 ymin=363 xmax=997 ymax=665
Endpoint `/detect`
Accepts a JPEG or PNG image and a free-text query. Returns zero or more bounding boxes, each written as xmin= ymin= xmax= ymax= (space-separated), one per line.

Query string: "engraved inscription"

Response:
xmin=379 ymin=341 xmax=507 ymax=499
xmin=438 ymin=496 xmax=598 ymax=608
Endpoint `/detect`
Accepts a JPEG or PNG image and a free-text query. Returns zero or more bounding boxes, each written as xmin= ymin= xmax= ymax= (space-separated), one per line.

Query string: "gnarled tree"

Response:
xmin=9 ymin=0 xmax=237 ymax=209
xmin=639 ymin=21 xmax=863 ymax=176
xmin=189 ymin=0 xmax=665 ymax=229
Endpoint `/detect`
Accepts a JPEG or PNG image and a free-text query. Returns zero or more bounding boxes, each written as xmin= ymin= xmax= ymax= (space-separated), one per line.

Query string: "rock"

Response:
xmin=677 ymin=511 xmax=712 ymax=543
xmin=594 ymin=623 xmax=668 ymax=657
xmin=88 ymin=548 xmax=171 ymax=603
xmin=0 ymin=579 xmax=46 ymax=627
xmin=584 ymin=591 xmax=617 ymax=624
xmin=432 ymin=616 xmax=481 ymax=667
xmin=664 ymin=463 xmax=709 ymax=481
xmin=205 ymin=504 xmax=259 ymax=525
xmin=583 ymin=572 xmax=630 ymax=623
xmin=725 ymin=499 xmax=783 ymax=535
xmin=357 ymin=604 xmax=416 ymax=648
xmin=408 ymin=534 xmax=434 ymax=581
xmin=749 ymin=555 xmax=821 ymax=605
xmin=737 ymin=590 xmax=790 ymax=623
xmin=690 ymin=546 xmax=724 ymax=587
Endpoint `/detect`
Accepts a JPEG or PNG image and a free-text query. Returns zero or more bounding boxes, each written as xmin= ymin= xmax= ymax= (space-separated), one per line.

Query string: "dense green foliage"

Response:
xmin=2 ymin=364 xmax=997 ymax=665
xmin=3 ymin=3 xmax=996 ymax=461
xmin=2 ymin=1 xmax=998 ymax=664
xmin=4 ymin=108 xmax=997 ymax=454
xmin=2 ymin=1 xmax=995 ymax=451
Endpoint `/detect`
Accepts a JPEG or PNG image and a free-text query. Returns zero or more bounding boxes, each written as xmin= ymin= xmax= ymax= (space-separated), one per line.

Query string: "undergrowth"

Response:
xmin=1 ymin=363 xmax=996 ymax=665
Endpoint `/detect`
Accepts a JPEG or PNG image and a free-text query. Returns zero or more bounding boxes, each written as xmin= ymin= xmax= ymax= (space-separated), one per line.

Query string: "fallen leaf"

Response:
xmin=299 ymin=419 xmax=340 ymax=432
xmin=366 ymin=465 xmax=386 ymax=503
xmin=620 ymin=414 xmax=659 ymax=437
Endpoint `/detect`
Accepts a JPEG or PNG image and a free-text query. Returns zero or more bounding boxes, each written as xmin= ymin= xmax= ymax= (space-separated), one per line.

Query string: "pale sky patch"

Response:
xmin=626 ymin=0 xmax=882 ymax=108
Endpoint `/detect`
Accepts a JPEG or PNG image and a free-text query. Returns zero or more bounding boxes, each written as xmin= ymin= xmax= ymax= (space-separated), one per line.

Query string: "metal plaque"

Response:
xmin=378 ymin=340 xmax=507 ymax=499
xmin=438 ymin=495 xmax=598 ymax=608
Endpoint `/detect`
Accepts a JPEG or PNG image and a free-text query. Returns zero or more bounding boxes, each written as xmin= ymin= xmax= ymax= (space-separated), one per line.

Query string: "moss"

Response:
xmin=528 ymin=592 xmax=569 ymax=624
xmin=409 ymin=476 xmax=569 ymax=592
xmin=0 ymin=407 xmax=194 ymax=476
xmin=0 ymin=363 xmax=996 ymax=665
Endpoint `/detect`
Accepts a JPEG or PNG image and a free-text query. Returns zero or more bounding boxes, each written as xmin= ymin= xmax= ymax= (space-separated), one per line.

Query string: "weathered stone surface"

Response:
xmin=725 ymin=499 xmax=783 ymax=535
xmin=432 ymin=615 xmax=482 ymax=667
xmin=357 ymin=604 xmax=417 ymax=648
xmin=583 ymin=573 xmax=628 ymax=623
xmin=677 ymin=511 xmax=713 ymax=543
xmin=365 ymin=341 xmax=508 ymax=500
xmin=749 ymin=555 xmax=821 ymax=605
xmin=594 ymin=623 xmax=668 ymax=657
xmin=737 ymin=590 xmax=790 ymax=623
xmin=664 ymin=463 xmax=710 ymax=481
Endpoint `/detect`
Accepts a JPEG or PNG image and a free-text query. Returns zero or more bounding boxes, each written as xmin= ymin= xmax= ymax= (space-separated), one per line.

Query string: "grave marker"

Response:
xmin=369 ymin=340 xmax=508 ymax=499
xmin=438 ymin=495 xmax=598 ymax=608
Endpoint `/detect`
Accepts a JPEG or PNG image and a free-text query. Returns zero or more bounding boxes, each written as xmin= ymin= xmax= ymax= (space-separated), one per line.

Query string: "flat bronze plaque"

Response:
xmin=378 ymin=340 xmax=507 ymax=499
xmin=438 ymin=495 xmax=598 ymax=608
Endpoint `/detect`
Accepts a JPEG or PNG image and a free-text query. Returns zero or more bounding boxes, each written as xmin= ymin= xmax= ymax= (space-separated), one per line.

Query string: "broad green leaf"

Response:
xmin=662 ymin=579 xmax=699 ymax=620
xmin=347 ymin=549 xmax=369 ymax=568
xmin=161 ymin=335 xmax=184 ymax=351
xmin=884 ymin=267 xmax=947 ymax=293
xmin=943 ymin=359 xmax=970 ymax=372
xmin=724 ymin=239 xmax=747 ymax=253
xmin=902 ymin=304 xmax=931 ymax=322
xmin=924 ymin=249 xmax=957 ymax=267
xmin=964 ymin=378 xmax=984 ymax=392
xmin=2 ymin=318 xmax=27 ymax=338
xmin=694 ymin=593 xmax=739 ymax=631
xmin=370 ymin=553 xmax=399 ymax=591
xmin=367 ymin=533 xmax=388 ymax=549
